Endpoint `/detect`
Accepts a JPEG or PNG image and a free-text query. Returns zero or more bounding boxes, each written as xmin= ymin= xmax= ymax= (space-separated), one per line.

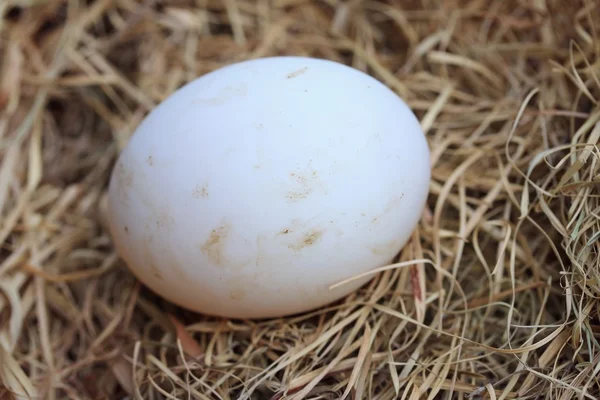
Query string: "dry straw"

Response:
xmin=0 ymin=0 xmax=599 ymax=399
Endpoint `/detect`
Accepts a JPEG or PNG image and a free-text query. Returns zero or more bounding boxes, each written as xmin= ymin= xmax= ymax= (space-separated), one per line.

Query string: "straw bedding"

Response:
xmin=0 ymin=0 xmax=599 ymax=399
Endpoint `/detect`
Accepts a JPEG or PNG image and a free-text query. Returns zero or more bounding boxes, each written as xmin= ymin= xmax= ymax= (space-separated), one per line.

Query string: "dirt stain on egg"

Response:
xmin=201 ymin=223 xmax=230 ymax=266
xmin=193 ymin=84 xmax=247 ymax=106
xmin=149 ymin=261 xmax=163 ymax=280
xmin=286 ymin=168 xmax=320 ymax=202
xmin=371 ymin=194 xmax=405 ymax=225
xmin=116 ymin=162 xmax=133 ymax=188
xmin=255 ymin=235 xmax=267 ymax=268
xmin=386 ymin=194 xmax=404 ymax=212
xmin=192 ymin=184 xmax=209 ymax=199
xmin=286 ymin=189 xmax=311 ymax=201
xmin=115 ymin=162 xmax=134 ymax=205
xmin=229 ymin=285 xmax=245 ymax=301
xmin=370 ymin=239 xmax=401 ymax=256
xmin=289 ymin=229 xmax=323 ymax=251
xmin=155 ymin=207 xmax=175 ymax=231
xmin=143 ymin=234 xmax=164 ymax=280
xmin=286 ymin=67 xmax=308 ymax=79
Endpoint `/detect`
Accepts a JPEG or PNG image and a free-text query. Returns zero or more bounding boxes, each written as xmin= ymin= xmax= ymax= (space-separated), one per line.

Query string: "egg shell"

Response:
xmin=107 ymin=56 xmax=430 ymax=319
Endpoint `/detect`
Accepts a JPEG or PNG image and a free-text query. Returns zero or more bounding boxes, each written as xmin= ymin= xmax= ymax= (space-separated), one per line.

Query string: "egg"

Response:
xmin=107 ymin=56 xmax=430 ymax=319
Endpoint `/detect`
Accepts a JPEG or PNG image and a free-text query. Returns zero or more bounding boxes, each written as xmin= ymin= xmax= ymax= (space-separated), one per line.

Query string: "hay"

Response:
xmin=0 ymin=0 xmax=599 ymax=398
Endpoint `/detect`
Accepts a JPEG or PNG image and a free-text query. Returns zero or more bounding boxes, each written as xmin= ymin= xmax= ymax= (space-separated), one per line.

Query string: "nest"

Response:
xmin=1 ymin=0 xmax=599 ymax=399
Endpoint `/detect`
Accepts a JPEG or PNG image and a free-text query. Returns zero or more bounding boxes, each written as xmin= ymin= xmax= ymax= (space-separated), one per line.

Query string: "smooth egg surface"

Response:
xmin=107 ymin=56 xmax=430 ymax=319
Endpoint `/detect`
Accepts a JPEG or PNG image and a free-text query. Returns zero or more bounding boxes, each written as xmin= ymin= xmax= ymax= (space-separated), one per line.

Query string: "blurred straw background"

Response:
xmin=0 ymin=0 xmax=599 ymax=399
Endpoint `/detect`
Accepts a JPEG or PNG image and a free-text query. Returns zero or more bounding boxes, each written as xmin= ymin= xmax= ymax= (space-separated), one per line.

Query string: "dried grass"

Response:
xmin=1 ymin=0 xmax=599 ymax=399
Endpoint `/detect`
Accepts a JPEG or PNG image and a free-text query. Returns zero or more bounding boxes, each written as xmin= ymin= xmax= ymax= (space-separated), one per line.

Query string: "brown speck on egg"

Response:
xmin=370 ymin=239 xmax=400 ymax=256
xmin=200 ymin=224 xmax=230 ymax=266
xmin=229 ymin=286 xmax=245 ymax=301
xmin=288 ymin=230 xmax=323 ymax=251
xmin=193 ymin=184 xmax=209 ymax=199
xmin=286 ymin=67 xmax=308 ymax=79
xmin=193 ymin=84 xmax=248 ymax=106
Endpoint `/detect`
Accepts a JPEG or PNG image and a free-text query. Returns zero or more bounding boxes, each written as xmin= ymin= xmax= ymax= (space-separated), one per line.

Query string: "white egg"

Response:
xmin=107 ymin=56 xmax=430 ymax=319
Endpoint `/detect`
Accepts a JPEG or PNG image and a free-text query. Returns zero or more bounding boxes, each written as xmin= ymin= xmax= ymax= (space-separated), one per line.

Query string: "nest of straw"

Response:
xmin=1 ymin=0 xmax=599 ymax=399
